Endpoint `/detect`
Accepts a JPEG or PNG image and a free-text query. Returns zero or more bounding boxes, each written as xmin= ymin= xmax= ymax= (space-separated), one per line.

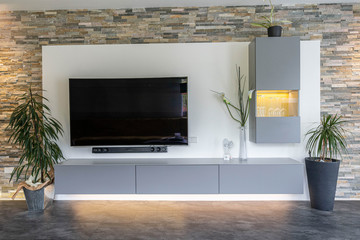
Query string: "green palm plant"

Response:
xmin=251 ymin=0 xmax=291 ymax=29
xmin=305 ymin=114 xmax=348 ymax=162
xmin=7 ymin=88 xmax=64 ymax=184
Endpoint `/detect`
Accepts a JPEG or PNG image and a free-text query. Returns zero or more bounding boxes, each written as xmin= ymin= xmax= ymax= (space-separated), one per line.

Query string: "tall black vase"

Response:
xmin=305 ymin=157 xmax=340 ymax=211
xmin=267 ymin=26 xmax=282 ymax=37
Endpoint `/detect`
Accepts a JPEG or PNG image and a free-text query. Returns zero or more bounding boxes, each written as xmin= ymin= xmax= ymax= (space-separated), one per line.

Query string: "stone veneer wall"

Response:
xmin=0 ymin=4 xmax=359 ymax=199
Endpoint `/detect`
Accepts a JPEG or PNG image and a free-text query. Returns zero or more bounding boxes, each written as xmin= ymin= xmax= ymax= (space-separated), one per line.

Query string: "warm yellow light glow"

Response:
xmin=55 ymin=194 xmax=306 ymax=201
xmin=256 ymin=90 xmax=298 ymax=117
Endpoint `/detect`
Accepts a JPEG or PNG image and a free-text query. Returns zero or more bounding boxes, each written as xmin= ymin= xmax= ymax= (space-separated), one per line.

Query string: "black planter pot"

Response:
xmin=23 ymin=187 xmax=44 ymax=212
xmin=23 ymin=184 xmax=54 ymax=212
xmin=267 ymin=26 xmax=282 ymax=37
xmin=305 ymin=157 xmax=340 ymax=211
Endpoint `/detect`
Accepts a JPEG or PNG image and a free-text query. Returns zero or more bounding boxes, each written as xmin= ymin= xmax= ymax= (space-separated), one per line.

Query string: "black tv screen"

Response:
xmin=69 ymin=77 xmax=188 ymax=146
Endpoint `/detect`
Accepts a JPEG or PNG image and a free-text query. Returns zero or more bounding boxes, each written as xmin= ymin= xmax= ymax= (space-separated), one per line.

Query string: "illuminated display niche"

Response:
xmin=256 ymin=90 xmax=298 ymax=117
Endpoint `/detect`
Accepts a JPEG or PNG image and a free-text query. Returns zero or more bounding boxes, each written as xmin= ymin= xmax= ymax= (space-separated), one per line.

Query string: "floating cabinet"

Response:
xmin=54 ymin=158 xmax=304 ymax=196
xmin=249 ymin=37 xmax=301 ymax=143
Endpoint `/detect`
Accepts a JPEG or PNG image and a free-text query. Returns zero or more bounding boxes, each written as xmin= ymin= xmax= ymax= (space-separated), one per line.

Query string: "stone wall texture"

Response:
xmin=0 ymin=4 xmax=359 ymax=199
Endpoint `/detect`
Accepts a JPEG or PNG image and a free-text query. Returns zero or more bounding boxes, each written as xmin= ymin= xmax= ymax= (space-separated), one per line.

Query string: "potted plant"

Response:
xmin=7 ymin=88 xmax=64 ymax=211
xmin=251 ymin=0 xmax=291 ymax=37
xmin=212 ymin=67 xmax=254 ymax=159
xmin=305 ymin=114 xmax=348 ymax=211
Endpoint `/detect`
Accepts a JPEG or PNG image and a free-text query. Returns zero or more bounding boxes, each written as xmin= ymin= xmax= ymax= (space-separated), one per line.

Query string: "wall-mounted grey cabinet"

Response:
xmin=249 ymin=37 xmax=301 ymax=143
xmin=54 ymin=158 xmax=304 ymax=195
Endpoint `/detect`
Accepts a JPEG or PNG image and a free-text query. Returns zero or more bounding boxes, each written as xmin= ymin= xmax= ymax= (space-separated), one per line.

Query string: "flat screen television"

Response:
xmin=69 ymin=77 xmax=188 ymax=146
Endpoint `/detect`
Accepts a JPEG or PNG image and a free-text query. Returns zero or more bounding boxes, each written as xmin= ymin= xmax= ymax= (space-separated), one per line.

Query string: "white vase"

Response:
xmin=239 ymin=126 xmax=247 ymax=160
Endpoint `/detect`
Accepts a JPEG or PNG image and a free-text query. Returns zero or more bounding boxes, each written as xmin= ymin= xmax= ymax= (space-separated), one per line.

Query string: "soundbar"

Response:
xmin=92 ymin=146 xmax=168 ymax=153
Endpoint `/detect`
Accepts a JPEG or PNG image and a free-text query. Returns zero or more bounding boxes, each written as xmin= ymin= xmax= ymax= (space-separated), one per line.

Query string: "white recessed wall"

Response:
xmin=43 ymin=41 xmax=320 ymax=201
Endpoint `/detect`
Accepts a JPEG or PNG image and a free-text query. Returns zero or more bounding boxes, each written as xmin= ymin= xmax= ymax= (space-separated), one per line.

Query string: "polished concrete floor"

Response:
xmin=0 ymin=201 xmax=359 ymax=240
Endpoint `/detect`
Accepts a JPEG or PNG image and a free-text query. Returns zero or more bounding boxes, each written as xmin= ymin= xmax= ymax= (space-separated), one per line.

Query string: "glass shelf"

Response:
xmin=256 ymin=90 xmax=298 ymax=117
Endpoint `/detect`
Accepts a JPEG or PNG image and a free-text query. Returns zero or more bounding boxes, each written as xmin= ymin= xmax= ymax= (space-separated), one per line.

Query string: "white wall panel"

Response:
xmin=43 ymin=42 xmax=319 ymax=161
xmin=43 ymin=41 xmax=320 ymax=200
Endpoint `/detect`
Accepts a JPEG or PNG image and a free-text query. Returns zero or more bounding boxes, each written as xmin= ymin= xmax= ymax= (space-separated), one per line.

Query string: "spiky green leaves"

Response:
xmin=7 ymin=88 xmax=64 ymax=183
xmin=305 ymin=114 xmax=348 ymax=161
xmin=251 ymin=0 xmax=291 ymax=29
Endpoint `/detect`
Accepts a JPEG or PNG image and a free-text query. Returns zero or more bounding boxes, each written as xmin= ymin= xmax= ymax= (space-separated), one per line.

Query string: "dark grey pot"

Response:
xmin=23 ymin=187 xmax=45 ymax=212
xmin=305 ymin=157 xmax=340 ymax=211
xmin=267 ymin=26 xmax=282 ymax=37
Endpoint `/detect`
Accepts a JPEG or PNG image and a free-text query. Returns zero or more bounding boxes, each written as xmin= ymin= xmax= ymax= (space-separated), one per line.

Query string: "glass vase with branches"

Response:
xmin=212 ymin=66 xmax=253 ymax=159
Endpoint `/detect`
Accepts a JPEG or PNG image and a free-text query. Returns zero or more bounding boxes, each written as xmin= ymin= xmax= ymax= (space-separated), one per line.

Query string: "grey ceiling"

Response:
xmin=0 ymin=0 xmax=358 ymax=11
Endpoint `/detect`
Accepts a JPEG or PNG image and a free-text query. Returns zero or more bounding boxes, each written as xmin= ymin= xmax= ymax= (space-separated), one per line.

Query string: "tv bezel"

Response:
xmin=69 ymin=77 xmax=188 ymax=147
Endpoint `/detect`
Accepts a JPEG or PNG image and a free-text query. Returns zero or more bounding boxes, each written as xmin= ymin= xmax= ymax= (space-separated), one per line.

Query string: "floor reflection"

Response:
xmin=0 ymin=201 xmax=359 ymax=240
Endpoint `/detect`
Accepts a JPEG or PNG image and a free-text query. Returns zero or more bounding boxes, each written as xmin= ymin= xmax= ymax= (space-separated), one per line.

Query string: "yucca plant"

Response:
xmin=251 ymin=0 xmax=291 ymax=29
xmin=305 ymin=114 xmax=348 ymax=162
xmin=305 ymin=114 xmax=348 ymax=211
xmin=7 ymin=88 xmax=64 ymax=185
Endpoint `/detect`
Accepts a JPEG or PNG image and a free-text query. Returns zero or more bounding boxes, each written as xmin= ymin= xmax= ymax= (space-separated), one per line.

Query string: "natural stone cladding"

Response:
xmin=0 ymin=4 xmax=359 ymax=199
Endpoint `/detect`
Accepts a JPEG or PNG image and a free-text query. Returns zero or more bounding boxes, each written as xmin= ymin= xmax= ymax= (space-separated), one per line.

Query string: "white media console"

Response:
xmin=54 ymin=158 xmax=304 ymax=195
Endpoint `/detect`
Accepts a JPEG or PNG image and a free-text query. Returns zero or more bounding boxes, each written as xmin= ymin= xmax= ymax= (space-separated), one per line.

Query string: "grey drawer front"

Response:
xmin=256 ymin=37 xmax=300 ymax=90
xmin=55 ymin=165 xmax=135 ymax=194
xmin=220 ymin=164 xmax=304 ymax=194
xmin=136 ymin=165 xmax=219 ymax=194
xmin=256 ymin=117 xmax=300 ymax=143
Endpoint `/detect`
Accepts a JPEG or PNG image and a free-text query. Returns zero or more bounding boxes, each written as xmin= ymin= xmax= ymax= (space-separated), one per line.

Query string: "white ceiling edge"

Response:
xmin=0 ymin=0 xmax=359 ymax=11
